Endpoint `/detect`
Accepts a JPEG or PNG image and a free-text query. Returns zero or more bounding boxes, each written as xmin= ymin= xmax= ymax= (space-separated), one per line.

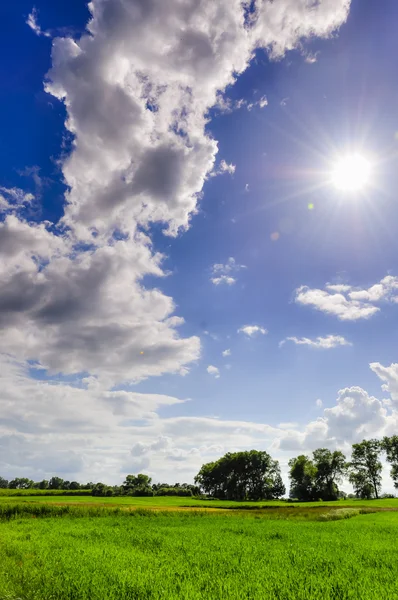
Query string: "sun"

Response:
xmin=331 ymin=154 xmax=372 ymax=192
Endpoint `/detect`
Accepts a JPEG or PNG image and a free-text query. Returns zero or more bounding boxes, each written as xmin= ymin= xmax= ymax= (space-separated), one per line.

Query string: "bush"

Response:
xmin=128 ymin=488 xmax=154 ymax=497
xmin=155 ymin=487 xmax=193 ymax=497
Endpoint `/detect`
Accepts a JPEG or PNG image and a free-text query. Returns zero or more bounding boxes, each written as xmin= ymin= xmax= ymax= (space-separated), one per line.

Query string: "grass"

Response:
xmin=1 ymin=504 xmax=398 ymax=600
xmin=1 ymin=491 xmax=397 ymax=509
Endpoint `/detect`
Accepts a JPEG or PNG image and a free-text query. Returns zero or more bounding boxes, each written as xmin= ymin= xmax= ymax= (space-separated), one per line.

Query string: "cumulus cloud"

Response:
xmin=207 ymin=365 xmax=220 ymax=379
xmin=238 ymin=325 xmax=268 ymax=337
xmin=295 ymin=275 xmax=398 ymax=321
xmin=210 ymin=257 xmax=245 ymax=286
xmin=278 ymin=385 xmax=396 ymax=452
xmin=281 ymin=335 xmax=352 ymax=349
xmin=0 ymin=233 xmax=199 ymax=385
xmin=222 ymin=349 xmax=231 ymax=357
xmin=370 ymin=362 xmax=398 ymax=404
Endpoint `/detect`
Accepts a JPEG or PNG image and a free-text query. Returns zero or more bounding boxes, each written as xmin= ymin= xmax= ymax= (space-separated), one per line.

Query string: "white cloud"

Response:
xmin=316 ymin=399 xmax=323 ymax=408
xmin=247 ymin=95 xmax=269 ymax=111
xmin=209 ymin=159 xmax=236 ymax=178
xmin=0 ymin=234 xmax=200 ymax=385
xmin=211 ymin=275 xmax=236 ymax=286
xmin=210 ymin=257 xmax=245 ymax=286
xmin=258 ymin=95 xmax=268 ymax=108
xmin=304 ymin=51 xmax=319 ymax=64
xmin=238 ymin=325 xmax=268 ymax=337
xmin=26 ymin=8 xmax=51 ymax=38
xmin=295 ymin=276 xmax=398 ymax=321
xmin=222 ymin=349 xmax=231 ymax=357
xmin=370 ymin=362 xmax=398 ymax=404
xmin=0 ymin=187 xmax=34 ymax=213
xmin=207 ymin=365 xmax=220 ymax=379
xmin=282 ymin=335 xmax=352 ymax=349
xmin=278 ymin=385 xmax=396 ymax=452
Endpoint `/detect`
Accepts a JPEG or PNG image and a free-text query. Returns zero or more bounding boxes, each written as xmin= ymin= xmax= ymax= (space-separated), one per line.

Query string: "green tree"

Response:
xmin=48 ymin=477 xmax=64 ymax=490
xmin=8 ymin=478 xmax=34 ymax=489
xmin=69 ymin=481 xmax=81 ymax=490
xmin=312 ymin=448 xmax=347 ymax=500
xmin=381 ymin=436 xmax=398 ymax=490
xmin=38 ymin=480 xmax=49 ymax=489
xmin=0 ymin=476 xmax=9 ymax=488
xmin=349 ymin=439 xmax=382 ymax=499
xmin=288 ymin=455 xmax=317 ymax=501
xmin=195 ymin=450 xmax=285 ymax=501
xmin=92 ymin=482 xmax=113 ymax=497
xmin=122 ymin=474 xmax=153 ymax=496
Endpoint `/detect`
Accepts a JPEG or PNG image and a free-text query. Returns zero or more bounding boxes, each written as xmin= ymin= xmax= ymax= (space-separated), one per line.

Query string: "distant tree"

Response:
xmin=62 ymin=481 xmax=71 ymax=490
xmin=8 ymin=478 xmax=34 ymax=489
xmin=92 ymin=483 xmax=113 ymax=497
xmin=156 ymin=487 xmax=192 ymax=497
xmin=349 ymin=439 xmax=382 ymax=499
xmin=381 ymin=436 xmax=398 ymax=490
xmin=69 ymin=481 xmax=81 ymax=490
xmin=0 ymin=477 xmax=9 ymax=488
xmin=38 ymin=480 xmax=49 ymax=490
xmin=312 ymin=448 xmax=347 ymax=500
xmin=195 ymin=450 xmax=285 ymax=501
xmin=48 ymin=477 xmax=64 ymax=490
xmin=288 ymin=455 xmax=317 ymax=501
xmin=122 ymin=474 xmax=153 ymax=496
xmin=81 ymin=482 xmax=95 ymax=490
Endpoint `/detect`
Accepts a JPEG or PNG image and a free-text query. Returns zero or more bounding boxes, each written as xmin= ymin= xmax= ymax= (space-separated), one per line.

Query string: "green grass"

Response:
xmin=1 ymin=492 xmax=397 ymax=509
xmin=1 ymin=506 xmax=398 ymax=600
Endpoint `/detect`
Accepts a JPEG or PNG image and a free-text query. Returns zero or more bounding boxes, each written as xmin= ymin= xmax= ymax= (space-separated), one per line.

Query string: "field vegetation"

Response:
xmin=1 ymin=500 xmax=398 ymax=599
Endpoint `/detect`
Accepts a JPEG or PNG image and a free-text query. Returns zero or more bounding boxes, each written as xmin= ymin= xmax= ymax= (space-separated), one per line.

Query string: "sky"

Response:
xmin=1 ymin=0 xmax=398 ymax=492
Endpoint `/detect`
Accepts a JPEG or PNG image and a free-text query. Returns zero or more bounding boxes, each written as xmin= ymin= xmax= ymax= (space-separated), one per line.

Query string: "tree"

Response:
xmin=195 ymin=450 xmax=285 ymax=501
xmin=0 ymin=477 xmax=8 ymax=488
xmin=38 ymin=480 xmax=49 ymax=489
xmin=312 ymin=448 xmax=347 ymax=500
xmin=122 ymin=474 xmax=153 ymax=496
xmin=288 ymin=455 xmax=317 ymax=501
xmin=381 ymin=436 xmax=398 ymax=490
xmin=69 ymin=481 xmax=81 ymax=490
xmin=48 ymin=477 xmax=64 ymax=490
xmin=92 ymin=483 xmax=113 ymax=497
xmin=349 ymin=439 xmax=382 ymax=499
xmin=8 ymin=478 xmax=34 ymax=489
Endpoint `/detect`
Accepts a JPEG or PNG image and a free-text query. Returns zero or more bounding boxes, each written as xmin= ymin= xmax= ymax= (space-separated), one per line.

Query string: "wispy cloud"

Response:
xmin=26 ymin=7 xmax=51 ymax=38
xmin=280 ymin=335 xmax=352 ymax=349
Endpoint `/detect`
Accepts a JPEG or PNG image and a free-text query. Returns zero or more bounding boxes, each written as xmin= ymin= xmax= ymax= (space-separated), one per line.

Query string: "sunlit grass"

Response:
xmin=1 ymin=505 xmax=398 ymax=600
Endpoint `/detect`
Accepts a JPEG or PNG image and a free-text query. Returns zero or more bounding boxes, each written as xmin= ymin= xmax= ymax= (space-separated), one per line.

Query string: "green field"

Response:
xmin=1 ymin=496 xmax=398 ymax=600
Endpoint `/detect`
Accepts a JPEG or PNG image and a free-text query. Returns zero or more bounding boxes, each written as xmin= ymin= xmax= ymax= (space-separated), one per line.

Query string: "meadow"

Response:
xmin=1 ymin=495 xmax=398 ymax=599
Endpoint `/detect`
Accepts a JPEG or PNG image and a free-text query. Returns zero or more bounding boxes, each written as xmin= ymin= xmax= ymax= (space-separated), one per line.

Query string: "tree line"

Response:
xmin=289 ymin=437 xmax=398 ymax=501
xmin=2 ymin=436 xmax=397 ymax=501
xmin=0 ymin=474 xmax=200 ymax=498
xmin=194 ymin=437 xmax=398 ymax=501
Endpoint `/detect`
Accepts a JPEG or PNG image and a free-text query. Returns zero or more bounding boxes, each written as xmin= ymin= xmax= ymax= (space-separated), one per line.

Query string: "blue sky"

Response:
xmin=1 ymin=0 xmax=398 ymax=490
